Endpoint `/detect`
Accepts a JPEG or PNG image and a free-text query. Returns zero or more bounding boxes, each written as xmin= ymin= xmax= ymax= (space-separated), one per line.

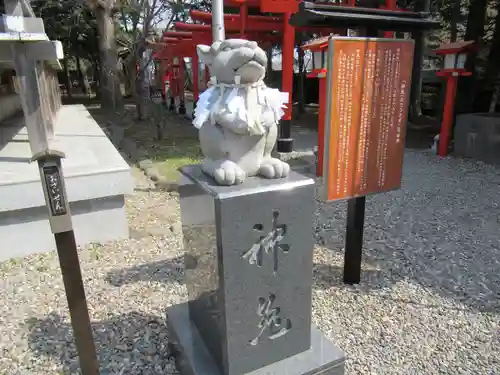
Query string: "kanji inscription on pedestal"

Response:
xmin=323 ymin=37 xmax=414 ymax=201
xmin=241 ymin=210 xmax=290 ymax=273
xmin=249 ymin=293 xmax=292 ymax=346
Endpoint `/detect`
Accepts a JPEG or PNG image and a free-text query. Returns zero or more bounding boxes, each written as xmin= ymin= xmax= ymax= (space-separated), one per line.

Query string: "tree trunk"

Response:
xmin=94 ymin=4 xmax=123 ymax=112
xmin=408 ymin=0 xmax=431 ymax=121
xmin=489 ymin=79 xmax=499 ymax=112
xmin=123 ymin=60 xmax=133 ymax=97
xmin=127 ymin=58 xmax=136 ymax=99
xmin=409 ymin=32 xmax=424 ymax=119
xmin=134 ymin=49 xmax=149 ymax=121
xmin=63 ymin=57 xmax=73 ymax=98
xmin=484 ymin=0 xmax=500 ymax=110
xmin=135 ymin=70 xmax=147 ymax=121
xmin=456 ymin=0 xmax=488 ymax=113
xmin=93 ymin=61 xmax=100 ymax=98
xmin=450 ymin=0 xmax=461 ymax=42
xmin=76 ymin=56 xmax=90 ymax=95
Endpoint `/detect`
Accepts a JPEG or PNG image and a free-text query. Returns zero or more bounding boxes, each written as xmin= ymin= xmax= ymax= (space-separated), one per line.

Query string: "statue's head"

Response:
xmin=197 ymin=39 xmax=268 ymax=85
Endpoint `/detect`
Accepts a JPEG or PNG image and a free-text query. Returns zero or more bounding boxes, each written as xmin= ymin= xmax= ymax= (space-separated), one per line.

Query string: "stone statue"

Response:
xmin=193 ymin=39 xmax=291 ymax=186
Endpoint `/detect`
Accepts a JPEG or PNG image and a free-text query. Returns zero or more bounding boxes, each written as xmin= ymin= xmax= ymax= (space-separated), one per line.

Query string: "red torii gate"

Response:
xmin=159 ymin=38 xmax=197 ymax=113
xmin=242 ymin=0 xmax=299 ymax=152
xmin=184 ymin=1 xmax=340 ymax=152
xmin=153 ymin=0 xmax=402 ymax=152
xmin=215 ymin=0 xmax=401 ymax=153
xmin=158 ymin=25 xmax=282 ymax=116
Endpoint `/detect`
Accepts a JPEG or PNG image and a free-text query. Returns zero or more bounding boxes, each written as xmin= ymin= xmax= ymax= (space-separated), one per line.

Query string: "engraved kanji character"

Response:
xmin=242 ymin=211 xmax=289 ymax=273
xmin=249 ymin=294 xmax=291 ymax=346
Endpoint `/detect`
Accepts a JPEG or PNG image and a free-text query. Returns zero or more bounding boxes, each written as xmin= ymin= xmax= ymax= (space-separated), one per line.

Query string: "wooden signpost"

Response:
xmin=2 ymin=1 xmax=100 ymax=373
xmin=323 ymin=37 xmax=414 ymax=201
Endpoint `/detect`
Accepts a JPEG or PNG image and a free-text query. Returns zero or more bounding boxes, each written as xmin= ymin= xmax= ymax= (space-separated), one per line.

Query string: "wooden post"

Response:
xmin=438 ymin=75 xmax=459 ymax=157
xmin=4 ymin=3 xmax=100 ymax=370
xmin=11 ymin=47 xmax=52 ymax=156
xmin=14 ymin=52 xmax=100 ymax=374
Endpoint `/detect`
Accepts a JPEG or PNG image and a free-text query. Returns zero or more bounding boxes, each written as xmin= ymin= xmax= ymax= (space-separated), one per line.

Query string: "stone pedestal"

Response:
xmin=167 ymin=165 xmax=345 ymax=375
xmin=454 ymin=113 xmax=500 ymax=164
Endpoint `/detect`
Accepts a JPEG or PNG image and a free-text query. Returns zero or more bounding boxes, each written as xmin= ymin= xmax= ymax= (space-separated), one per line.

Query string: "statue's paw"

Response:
xmin=258 ymin=158 xmax=290 ymax=179
xmin=213 ymin=161 xmax=246 ymax=186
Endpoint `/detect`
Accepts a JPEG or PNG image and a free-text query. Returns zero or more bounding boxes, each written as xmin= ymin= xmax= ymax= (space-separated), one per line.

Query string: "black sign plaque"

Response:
xmin=42 ymin=165 xmax=67 ymax=216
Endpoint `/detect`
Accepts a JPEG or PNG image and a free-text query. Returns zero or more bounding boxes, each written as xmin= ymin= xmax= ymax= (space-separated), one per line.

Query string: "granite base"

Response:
xmin=167 ymin=302 xmax=345 ymax=375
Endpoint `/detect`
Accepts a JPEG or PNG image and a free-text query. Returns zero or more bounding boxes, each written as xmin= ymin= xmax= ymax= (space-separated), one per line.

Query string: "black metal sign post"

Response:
xmin=343 ymin=197 xmax=366 ymax=284
xmin=343 ymin=27 xmax=376 ymax=285
xmin=290 ymin=2 xmax=439 ymax=284
xmin=34 ymin=150 xmax=100 ymax=375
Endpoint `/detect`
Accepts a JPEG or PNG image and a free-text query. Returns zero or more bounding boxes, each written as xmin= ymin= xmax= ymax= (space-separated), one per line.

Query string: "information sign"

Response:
xmin=323 ymin=37 xmax=414 ymax=201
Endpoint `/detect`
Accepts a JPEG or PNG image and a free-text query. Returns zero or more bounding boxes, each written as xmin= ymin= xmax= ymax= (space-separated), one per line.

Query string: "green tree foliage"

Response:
xmin=31 ymin=0 xmax=500 ymax=114
xmin=31 ymin=0 xmax=99 ymax=62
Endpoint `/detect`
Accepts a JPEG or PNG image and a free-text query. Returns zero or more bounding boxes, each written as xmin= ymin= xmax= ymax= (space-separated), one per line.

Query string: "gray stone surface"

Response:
xmin=167 ymin=302 xmax=345 ymax=375
xmin=0 ymin=195 xmax=129 ymax=260
xmin=454 ymin=113 xmax=500 ymax=164
xmin=0 ymin=94 xmax=22 ymax=123
xmin=0 ymin=104 xmax=133 ymax=260
xmin=177 ymin=165 xmax=335 ymax=375
xmin=0 ymin=104 xmax=132 ymax=211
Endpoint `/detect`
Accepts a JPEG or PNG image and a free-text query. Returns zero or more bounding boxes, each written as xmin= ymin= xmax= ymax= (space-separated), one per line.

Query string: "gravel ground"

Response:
xmin=0 ymin=140 xmax=499 ymax=374
xmin=314 ymin=149 xmax=500 ymax=374
xmin=0 ymin=168 xmax=185 ymax=375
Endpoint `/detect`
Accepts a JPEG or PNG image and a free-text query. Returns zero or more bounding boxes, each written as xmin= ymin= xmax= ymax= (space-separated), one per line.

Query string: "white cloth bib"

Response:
xmin=192 ymin=77 xmax=289 ymax=136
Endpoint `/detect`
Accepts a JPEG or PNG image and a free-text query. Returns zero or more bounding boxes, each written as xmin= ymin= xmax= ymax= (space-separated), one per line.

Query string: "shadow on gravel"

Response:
xmin=313 ymin=263 xmax=389 ymax=291
xmin=314 ymin=157 xmax=500 ymax=314
xmin=26 ymin=311 xmax=177 ymax=374
xmin=106 ymin=256 xmax=185 ymax=287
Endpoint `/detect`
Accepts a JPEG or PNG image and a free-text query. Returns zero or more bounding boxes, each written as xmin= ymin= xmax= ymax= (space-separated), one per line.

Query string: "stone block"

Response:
xmin=454 ymin=113 xmax=500 ymax=164
xmin=170 ymin=165 xmax=345 ymax=375
xmin=167 ymin=302 xmax=345 ymax=375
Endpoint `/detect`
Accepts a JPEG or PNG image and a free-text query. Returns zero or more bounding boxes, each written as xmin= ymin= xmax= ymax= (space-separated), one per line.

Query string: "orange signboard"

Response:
xmin=322 ymin=37 xmax=414 ymax=201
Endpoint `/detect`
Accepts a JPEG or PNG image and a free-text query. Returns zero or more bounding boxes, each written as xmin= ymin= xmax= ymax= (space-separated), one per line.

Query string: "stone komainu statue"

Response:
xmin=193 ymin=39 xmax=291 ymax=186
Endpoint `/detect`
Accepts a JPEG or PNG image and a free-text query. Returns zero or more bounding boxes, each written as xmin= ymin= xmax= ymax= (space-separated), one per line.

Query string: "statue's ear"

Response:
xmin=197 ymin=41 xmax=224 ymax=67
xmin=197 ymin=44 xmax=214 ymax=66
xmin=211 ymin=41 xmax=222 ymax=54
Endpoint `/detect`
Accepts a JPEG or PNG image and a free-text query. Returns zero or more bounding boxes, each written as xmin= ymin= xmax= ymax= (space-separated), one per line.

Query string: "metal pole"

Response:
xmin=342 ymin=27 xmax=378 ymax=285
xmin=277 ymin=12 xmax=295 ymax=153
xmin=212 ymin=0 xmax=226 ymax=42
xmin=343 ymin=196 xmax=366 ymax=284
